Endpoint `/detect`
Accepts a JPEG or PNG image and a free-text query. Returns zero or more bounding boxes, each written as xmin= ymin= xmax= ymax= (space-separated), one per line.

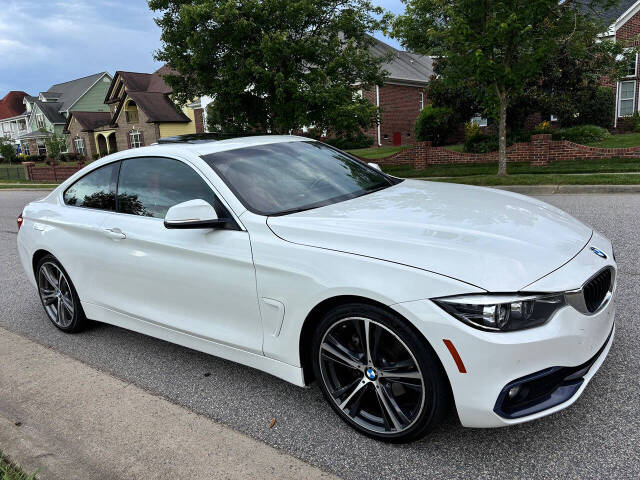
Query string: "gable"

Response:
xmin=44 ymin=72 xmax=112 ymax=113
xmin=71 ymin=75 xmax=112 ymax=113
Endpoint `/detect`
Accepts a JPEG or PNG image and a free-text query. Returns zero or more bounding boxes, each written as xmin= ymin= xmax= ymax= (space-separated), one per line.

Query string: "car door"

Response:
xmin=57 ymin=161 xmax=122 ymax=306
xmin=97 ymin=156 xmax=263 ymax=354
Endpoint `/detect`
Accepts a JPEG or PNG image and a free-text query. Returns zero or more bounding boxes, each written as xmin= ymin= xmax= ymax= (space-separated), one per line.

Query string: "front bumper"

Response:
xmin=392 ymin=235 xmax=616 ymax=428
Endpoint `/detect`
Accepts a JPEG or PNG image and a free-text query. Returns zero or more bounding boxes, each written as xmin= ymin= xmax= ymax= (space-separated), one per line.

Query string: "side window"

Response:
xmin=117 ymin=157 xmax=220 ymax=218
xmin=63 ymin=162 xmax=119 ymax=211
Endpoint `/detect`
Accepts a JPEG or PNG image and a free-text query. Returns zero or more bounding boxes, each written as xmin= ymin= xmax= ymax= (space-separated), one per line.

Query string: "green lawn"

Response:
xmin=430 ymin=173 xmax=640 ymax=186
xmin=346 ymin=145 xmax=411 ymax=159
xmin=383 ymin=157 xmax=640 ymax=178
xmin=0 ymin=451 xmax=37 ymax=480
xmin=444 ymin=144 xmax=465 ymax=152
xmin=585 ymin=132 xmax=640 ymax=148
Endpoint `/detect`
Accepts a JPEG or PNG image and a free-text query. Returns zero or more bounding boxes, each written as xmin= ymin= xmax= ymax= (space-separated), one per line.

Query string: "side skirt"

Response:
xmin=82 ymin=302 xmax=306 ymax=387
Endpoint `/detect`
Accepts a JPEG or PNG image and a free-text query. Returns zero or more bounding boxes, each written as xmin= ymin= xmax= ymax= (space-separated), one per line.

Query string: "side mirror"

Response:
xmin=164 ymin=199 xmax=229 ymax=229
xmin=367 ymin=162 xmax=382 ymax=171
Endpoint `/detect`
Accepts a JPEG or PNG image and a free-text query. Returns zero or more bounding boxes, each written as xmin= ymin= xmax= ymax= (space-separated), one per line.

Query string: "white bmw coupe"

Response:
xmin=17 ymin=135 xmax=616 ymax=442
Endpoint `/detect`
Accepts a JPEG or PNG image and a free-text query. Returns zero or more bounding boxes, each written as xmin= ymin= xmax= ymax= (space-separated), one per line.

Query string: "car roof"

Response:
xmin=152 ymin=135 xmax=312 ymax=156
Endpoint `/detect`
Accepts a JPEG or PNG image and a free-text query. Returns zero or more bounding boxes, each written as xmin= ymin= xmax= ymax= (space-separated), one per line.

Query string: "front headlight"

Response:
xmin=433 ymin=293 xmax=566 ymax=332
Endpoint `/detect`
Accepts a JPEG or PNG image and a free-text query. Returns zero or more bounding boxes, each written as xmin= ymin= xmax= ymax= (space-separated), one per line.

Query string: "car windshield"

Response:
xmin=200 ymin=141 xmax=395 ymax=215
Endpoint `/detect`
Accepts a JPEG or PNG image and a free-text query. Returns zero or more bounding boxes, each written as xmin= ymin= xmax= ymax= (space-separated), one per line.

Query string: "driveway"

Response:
xmin=1 ymin=190 xmax=639 ymax=479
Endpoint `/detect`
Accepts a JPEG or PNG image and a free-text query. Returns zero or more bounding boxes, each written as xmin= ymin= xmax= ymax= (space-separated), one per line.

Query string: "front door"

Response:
xmin=393 ymin=132 xmax=402 ymax=146
xmin=98 ymin=156 xmax=262 ymax=354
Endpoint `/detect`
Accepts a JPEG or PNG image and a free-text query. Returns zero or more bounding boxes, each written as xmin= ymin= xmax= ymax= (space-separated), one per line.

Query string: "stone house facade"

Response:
xmin=81 ymin=65 xmax=205 ymax=156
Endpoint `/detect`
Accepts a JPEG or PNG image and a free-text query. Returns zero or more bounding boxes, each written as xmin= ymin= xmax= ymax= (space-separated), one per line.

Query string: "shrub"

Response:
xmin=414 ymin=105 xmax=456 ymax=146
xmin=0 ymin=138 xmax=16 ymax=163
xmin=555 ymin=125 xmax=610 ymax=144
xmin=464 ymin=121 xmax=483 ymax=142
xmin=534 ymin=121 xmax=552 ymax=134
xmin=324 ymin=132 xmax=374 ymax=150
xmin=555 ymin=86 xmax=615 ymax=129
xmin=464 ymin=134 xmax=499 ymax=153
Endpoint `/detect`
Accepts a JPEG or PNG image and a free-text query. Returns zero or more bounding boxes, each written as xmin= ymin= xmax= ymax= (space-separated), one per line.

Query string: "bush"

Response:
xmin=555 ymin=86 xmax=615 ymax=129
xmin=464 ymin=134 xmax=499 ymax=153
xmin=0 ymin=139 xmax=16 ymax=164
xmin=534 ymin=121 xmax=553 ymax=134
xmin=414 ymin=105 xmax=456 ymax=146
xmin=554 ymin=125 xmax=610 ymax=144
xmin=464 ymin=121 xmax=483 ymax=142
xmin=324 ymin=132 xmax=374 ymax=150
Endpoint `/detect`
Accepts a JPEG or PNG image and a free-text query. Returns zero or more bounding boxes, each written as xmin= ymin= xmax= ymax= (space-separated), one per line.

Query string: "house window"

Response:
xmin=125 ymin=101 xmax=139 ymax=123
xmin=626 ymin=52 xmax=638 ymax=77
xmin=22 ymin=143 xmax=30 ymax=155
xmin=419 ymin=92 xmax=424 ymax=110
xmin=74 ymin=137 xmax=86 ymax=157
xmin=618 ymin=81 xmax=636 ymax=117
xmin=129 ymin=129 xmax=142 ymax=148
xmin=35 ymin=114 xmax=45 ymax=129
xmin=37 ymin=139 xmax=47 ymax=156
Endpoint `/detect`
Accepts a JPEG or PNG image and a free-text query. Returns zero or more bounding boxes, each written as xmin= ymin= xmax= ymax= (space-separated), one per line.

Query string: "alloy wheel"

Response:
xmin=38 ymin=262 xmax=75 ymax=328
xmin=318 ymin=317 xmax=426 ymax=435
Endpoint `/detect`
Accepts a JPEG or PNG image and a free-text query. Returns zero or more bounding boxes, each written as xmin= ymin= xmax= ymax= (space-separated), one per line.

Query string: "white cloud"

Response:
xmin=0 ymin=0 xmax=162 ymax=94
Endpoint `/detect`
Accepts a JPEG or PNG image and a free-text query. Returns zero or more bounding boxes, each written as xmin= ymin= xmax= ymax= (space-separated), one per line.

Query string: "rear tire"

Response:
xmin=311 ymin=303 xmax=449 ymax=443
xmin=36 ymin=254 xmax=87 ymax=333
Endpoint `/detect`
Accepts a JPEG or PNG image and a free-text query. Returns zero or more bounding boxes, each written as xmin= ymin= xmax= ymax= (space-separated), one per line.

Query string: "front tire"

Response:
xmin=36 ymin=255 xmax=86 ymax=333
xmin=311 ymin=303 xmax=449 ymax=443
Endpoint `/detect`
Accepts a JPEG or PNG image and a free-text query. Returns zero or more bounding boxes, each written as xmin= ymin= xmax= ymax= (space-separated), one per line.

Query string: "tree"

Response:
xmin=149 ymin=0 xmax=388 ymax=136
xmin=0 ymin=137 xmax=16 ymax=164
xmin=45 ymin=133 xmax=67 ymax=161
xmin=393 ymin=0 xmax=628 ymax=175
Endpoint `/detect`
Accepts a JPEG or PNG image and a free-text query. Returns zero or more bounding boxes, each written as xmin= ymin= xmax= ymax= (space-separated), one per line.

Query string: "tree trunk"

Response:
xmin=497 ymin=89 xmax=508 ymax=176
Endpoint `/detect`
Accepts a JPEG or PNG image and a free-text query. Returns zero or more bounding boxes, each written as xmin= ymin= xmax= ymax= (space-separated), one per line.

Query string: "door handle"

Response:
xmin=104 ymin=227 xmax=126 ymax=240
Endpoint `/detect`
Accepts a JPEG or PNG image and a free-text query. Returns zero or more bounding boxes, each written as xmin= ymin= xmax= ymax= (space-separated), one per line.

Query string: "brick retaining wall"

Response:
xmin=371 ymin=134 xmax=640 ymax=169
xmin=23 ymin=163 xmax=84 ymax=182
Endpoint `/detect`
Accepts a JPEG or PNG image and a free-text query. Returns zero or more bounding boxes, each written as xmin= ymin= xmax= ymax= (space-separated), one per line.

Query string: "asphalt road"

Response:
xmin=1 ymin=190 xmax=639 ymax=479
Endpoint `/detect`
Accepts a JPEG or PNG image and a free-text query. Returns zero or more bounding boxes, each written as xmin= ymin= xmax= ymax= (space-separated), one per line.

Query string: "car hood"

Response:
xmin=266 ymin=180 xmax=592 ymax=292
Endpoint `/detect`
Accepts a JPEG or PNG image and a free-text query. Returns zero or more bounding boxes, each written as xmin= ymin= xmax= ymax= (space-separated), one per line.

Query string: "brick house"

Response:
xmin=362 ymin=37 xmax=432 ymax=147
xmin=19 ymin=72 xmax=112 ymax=157
xmin=597 ymin=1 xmax=640 ymax=128
xmin=70 ymin=65 xmax=204 ymax=157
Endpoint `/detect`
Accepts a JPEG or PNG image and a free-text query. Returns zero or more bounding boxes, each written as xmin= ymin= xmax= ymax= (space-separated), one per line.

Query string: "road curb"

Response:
xmin=0 ymin=327 xmax=338 ymax=480
xmin=491 ymin=184 xmax=640 ymax=194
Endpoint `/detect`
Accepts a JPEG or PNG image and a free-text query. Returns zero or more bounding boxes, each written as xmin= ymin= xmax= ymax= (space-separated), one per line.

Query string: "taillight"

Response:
xmin=17 ymin=213 xmax=23 ymax=231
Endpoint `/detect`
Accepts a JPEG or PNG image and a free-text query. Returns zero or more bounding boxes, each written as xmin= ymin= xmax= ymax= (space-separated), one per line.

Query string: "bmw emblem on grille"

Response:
xmin=590 ymin=247 xmax=607 ymax=259
xmin=365 ymin=367 xmax=377 ymax=380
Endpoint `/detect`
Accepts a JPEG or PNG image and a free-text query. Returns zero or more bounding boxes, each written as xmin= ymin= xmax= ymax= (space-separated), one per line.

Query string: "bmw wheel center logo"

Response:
xmin=366 ymin=367 xmax=377 ymax=380
xmin=590 ymin=247 xmax=607 ymax=259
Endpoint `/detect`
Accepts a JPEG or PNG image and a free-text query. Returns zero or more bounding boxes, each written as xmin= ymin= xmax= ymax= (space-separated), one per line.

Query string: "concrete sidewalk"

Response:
xmin=0 ymin=327 xmax=337 ymax=480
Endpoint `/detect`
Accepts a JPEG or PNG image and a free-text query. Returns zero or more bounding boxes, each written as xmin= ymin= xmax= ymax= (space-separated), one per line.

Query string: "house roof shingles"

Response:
xmin=108 ymin=66 xmax=190 ymax=124
xmin=127 ymin=91 xmax=190 ymax=123
xmin=43 ymin=72 xmax=109 ymax=112
xmin=579 ymin=0 xmax=638 ymax=28
xmin=368 ymin=36 xmax=433 ymax=85
xmin=0 ymin=91 xmax=29 ymax=119
xmin=71 ymin=111 xmax=112 ymax=131
xmin=36 ymin=101 xmax=66 ymax=124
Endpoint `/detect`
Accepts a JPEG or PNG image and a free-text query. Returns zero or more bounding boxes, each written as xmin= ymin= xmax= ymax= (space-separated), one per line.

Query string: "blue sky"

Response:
xmin=0 ymin=0 xmax=405 ymax=97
